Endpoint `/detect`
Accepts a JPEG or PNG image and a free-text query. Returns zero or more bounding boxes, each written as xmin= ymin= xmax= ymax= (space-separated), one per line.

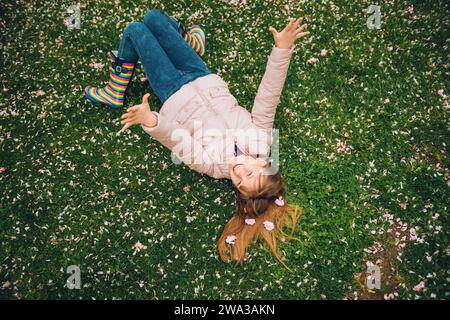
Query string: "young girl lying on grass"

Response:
xmin=84 ymin=8 xmax=309 ymax=266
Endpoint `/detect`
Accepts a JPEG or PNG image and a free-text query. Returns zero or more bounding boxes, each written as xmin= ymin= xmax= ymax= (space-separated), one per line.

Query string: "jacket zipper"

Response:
xmin=190 ymin=81 xmax=234 ymax=177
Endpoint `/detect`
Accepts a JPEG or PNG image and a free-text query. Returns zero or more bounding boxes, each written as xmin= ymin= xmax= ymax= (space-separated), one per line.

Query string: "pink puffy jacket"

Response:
xmin=140 ymin=44 xmax=296 ymax=179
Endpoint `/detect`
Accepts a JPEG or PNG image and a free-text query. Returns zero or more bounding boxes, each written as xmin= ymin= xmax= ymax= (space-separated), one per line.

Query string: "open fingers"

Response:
xmin=269 ymin=26 xmax=278 ymax=36
xmin=295 ymin=24 xmax=308 ymax=34
xmin=285 ymin=17 xmax=296 ymax=31
xmin=141 ymin=93 xmax=150 ymax=105
xmin=127 ymin=105 xmax=139 ymax=113
xmin=121 ymin=116 xmax=136 ymax=125
xmin=120 ymin=122 xmax=133 ymax=133
xmin=121 ymin=112 xmax=134 ymax=120
xmin=296 ymin=31 xmax=310 ymax=39
xmin=293 ymin=17 xmax=303 ymax=30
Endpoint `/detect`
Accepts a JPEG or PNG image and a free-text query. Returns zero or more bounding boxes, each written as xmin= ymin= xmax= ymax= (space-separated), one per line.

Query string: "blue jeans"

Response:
xmin=118 ymin=9 xmax=211 ymax=104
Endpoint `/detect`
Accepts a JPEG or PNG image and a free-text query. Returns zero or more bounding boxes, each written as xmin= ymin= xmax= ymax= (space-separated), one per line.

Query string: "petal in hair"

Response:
xmin=263 ymin=220 xmax=275 ymax=231
xmin=225 ymin=235 xmax=237 ymax=245
xmin=274 ymin=196 xmax=285 ymax=206
xmin=245 ymin=218 xmax=256 ymax=225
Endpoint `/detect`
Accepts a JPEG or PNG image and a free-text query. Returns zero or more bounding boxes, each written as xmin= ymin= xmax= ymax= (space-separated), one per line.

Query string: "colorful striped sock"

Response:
xmin=179 ymin=24 xmax=206 ymax=57
xmin=84 ymin=53 xmax=135 ymax=109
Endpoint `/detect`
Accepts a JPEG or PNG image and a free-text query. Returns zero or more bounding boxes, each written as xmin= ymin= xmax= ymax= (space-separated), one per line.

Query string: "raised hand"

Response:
xmin=119 ymin=93 xmax=157 ymax=133
xmin=269 ymin=17 xmax=310 ymax=49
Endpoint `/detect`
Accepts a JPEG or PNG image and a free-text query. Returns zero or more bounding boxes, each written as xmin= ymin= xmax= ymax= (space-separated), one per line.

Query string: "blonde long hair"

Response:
xmin=218 ymin=172 xmax=302 ymax=269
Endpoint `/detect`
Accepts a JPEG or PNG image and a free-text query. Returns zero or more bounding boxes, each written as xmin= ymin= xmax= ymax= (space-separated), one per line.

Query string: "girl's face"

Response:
xmin=229 ymin=155 xmax=269 ymax=193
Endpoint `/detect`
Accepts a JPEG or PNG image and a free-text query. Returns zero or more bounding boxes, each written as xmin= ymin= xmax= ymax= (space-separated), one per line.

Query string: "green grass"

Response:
xmin=0 ymin=0 xmax=448 ymax=299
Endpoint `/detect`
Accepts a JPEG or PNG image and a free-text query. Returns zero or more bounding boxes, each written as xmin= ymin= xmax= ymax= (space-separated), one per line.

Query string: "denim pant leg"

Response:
xmin=143 ymin=9 xmax=211 ymax=86
xmin=117 ymin=22 xmax=185 ymax=104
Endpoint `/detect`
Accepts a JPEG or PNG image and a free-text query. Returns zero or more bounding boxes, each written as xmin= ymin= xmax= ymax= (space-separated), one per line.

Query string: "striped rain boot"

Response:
xmin=84 ymin=51 xmax=136 ymax=109
xmin=176 ymin=21 xmax=206 ymax=57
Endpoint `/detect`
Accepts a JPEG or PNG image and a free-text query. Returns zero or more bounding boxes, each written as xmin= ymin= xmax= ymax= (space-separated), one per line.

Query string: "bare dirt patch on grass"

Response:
xmin=345 ymin=220 xmax=413 ymax=300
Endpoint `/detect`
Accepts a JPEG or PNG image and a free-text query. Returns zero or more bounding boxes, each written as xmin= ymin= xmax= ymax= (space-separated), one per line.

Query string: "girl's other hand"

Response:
xmin=119 ymin=93 xmax=157 ymax=133
xmin=269 ymin=17 xmax=310 ymax=49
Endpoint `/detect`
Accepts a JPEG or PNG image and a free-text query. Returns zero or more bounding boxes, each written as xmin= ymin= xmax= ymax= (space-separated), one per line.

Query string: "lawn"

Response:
xmin=0 ymin=0 xmax=448 ymax=299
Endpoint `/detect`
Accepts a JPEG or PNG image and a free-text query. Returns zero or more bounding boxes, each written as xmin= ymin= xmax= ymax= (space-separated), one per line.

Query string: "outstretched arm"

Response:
xmin=251 ymin=17 xmax=309 ymax=130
